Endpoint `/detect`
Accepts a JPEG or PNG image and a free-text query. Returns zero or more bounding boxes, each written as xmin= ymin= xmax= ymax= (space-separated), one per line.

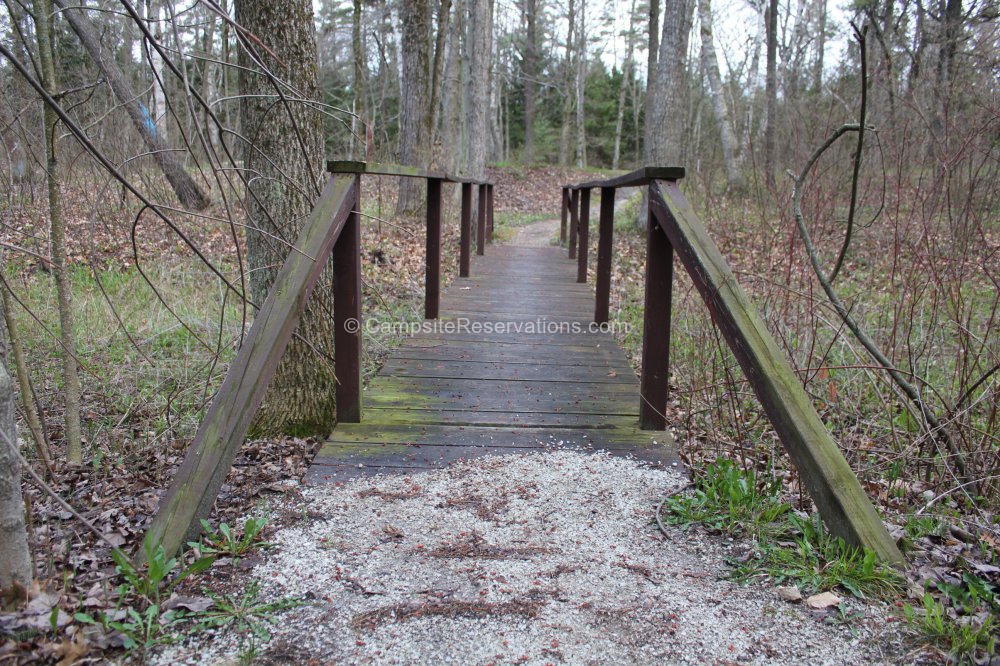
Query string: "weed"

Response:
xmin=74 ymin=533 xmax=214 ymax=650
xmin=904 ymin=591 xmax=997 ymax=662
xmin=190 ymin=515 xmax=271 ymax=562
xmin=661 ymin=458 xmax=792 ymax=540
xmin=195 ymin=581 xmax=305 ymax=665
xmin=661 ymin=459 xmax=905 ymax=600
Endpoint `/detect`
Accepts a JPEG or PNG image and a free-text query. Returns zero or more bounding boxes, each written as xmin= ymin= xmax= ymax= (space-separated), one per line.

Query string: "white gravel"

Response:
xmin=154 ymin=450 xmax=906 ymax=665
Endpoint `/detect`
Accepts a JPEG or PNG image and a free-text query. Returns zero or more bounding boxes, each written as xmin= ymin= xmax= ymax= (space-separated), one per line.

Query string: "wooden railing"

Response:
xmin=148 ymin=161 xmax=494 ymax=558
xmin=562 ymin=168 xmax=904 ymax=564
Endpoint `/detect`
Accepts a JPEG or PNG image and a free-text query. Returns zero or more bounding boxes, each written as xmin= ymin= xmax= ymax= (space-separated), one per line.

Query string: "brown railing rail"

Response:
xmin=148 ymin=161 xmax=494 ymax=559
xmin=562 ymin=168 xmax=903 ymax=564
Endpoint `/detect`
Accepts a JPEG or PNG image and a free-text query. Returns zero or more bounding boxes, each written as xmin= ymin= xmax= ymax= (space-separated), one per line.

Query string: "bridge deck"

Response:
xmin=306 ymin=244 xmax=677 ymax=483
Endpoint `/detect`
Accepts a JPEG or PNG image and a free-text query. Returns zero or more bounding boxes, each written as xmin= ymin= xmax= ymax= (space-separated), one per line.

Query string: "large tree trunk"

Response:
xmin=0 ymin=362 xmax=31 ymax=596
xmin=237 ymin=0 xmax=337 ymax=437
xmin=812 ymin=0 xmax=826 ymax=94
xmin=647 ymin=0 xmax=694 ymax=166
xmin=521 ymin=0 xmax=538 ymax=163
xmin=53 ymin=0 xmax=210 ymax=210
xmin=396 ymin=0 xmax=432 ymax=215
xmin=36 ymin=0 xmax=83 ymax=463
xmin=429 ymin=0 xmax=452 ymax=153
xmin=464 ymin=0 xmax=491 ymax=179
xmin=698 ymin=0 xmax=744 ymax=190
xmin=763 ymin=0 xmax=778 ymax=184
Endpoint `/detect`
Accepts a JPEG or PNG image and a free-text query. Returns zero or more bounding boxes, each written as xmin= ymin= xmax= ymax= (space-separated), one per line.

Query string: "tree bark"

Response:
xmin=0 ymin=288 xmax=50 ymax=468
xmin=36 ymin=0 xmax=83 ymax=463
xmin=237 ymin=0 xmax=337 ymax=437
xmin=612 ymin=0 xmax=638 ymax=170
xmin=352 ymin=0 xmax=366 ymax=159
xmin=0 ymin=362 xmax=31 ymax=596
xmin=521 ymin=0 xmax=538 ymax=163
xmin=558 ymin=0 xmax=575 ymax=166
xmin=396 ymin=0 xmax=432 ymax=215
xmin=574 ymin=0 xmax=587 ymax=168
xmin=53 ymin=0 xmax=210 ymax=210
xmin=429 ymin=0 xmax=452 ymax=152
xmin=464 ymin=0 xmax=491 ymax=179
xmin=698 ymin=0 xmax=744 ymax=190
xmin=812 ymin=0 xmax=826 ymax=94
xmin=647 ymin=0 xmax=694 ymax=165
xmin=763 ymin=0 xmax=778 ymax=184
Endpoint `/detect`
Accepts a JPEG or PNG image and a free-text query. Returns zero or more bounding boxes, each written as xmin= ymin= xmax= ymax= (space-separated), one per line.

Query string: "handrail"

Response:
xmin=148 ymin=162 xmax=495 ymax=560
xmin=560 ymin=167 xmax=903 ymax=564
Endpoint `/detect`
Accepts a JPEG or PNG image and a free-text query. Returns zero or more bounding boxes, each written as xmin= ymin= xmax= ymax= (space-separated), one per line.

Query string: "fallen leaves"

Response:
xmin=805 ymin=592 xmax=842 ymax=609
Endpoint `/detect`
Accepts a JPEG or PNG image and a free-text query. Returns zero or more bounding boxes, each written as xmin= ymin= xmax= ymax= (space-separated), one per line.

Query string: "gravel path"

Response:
xmin=154 ymin=450 xmax=905 ymax=665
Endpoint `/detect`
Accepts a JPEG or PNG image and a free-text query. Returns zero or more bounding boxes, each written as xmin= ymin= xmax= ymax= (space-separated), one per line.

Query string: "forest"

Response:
xmin=0 ymin=0 xmax=998 ymax=662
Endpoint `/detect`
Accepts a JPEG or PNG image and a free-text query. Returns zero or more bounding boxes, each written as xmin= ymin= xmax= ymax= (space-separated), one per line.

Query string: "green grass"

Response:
xmin=660 ymin=458 xmax=905 ymax=600
xmin=6 ymin=258 xmax=242 ymax=454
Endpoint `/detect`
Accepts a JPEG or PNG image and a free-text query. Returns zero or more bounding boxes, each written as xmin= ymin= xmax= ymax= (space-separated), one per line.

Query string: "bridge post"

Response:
xmin=568 ymin=188 xmax=579 ymax=259
xmin=486 ymin=184 xmax=494 ymax=243
xmin=334 ymin=174 xmax=363 ymax=423
xmin=595 ymin=186 xmax=615 ymax=323
xmin=577 ymin=188 xmax=590 ymax=283
xmin=560 ymin=187 xmax=568 ymax=245
xmin=477 ymin=183 xmax=487 ymax=255
xmin=425 ymin=178 xmax=442 ymax=319
xmin=460 ymin=182 xmax=472 ymax=277
xmin=639 ymin=189 xmax=673 ymax=430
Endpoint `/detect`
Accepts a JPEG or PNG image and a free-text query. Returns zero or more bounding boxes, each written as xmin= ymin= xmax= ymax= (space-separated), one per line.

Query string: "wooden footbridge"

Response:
xmin=147 ymin=162 xmax=904 ymax=565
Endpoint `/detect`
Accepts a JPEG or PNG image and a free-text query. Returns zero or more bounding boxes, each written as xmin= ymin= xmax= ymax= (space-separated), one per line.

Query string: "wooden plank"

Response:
xmin=425 ymin=178 xmax=442 ymax=319
xmin=147 ymin=174 xmax=357 ymax=558
xmin=323 ymin=423 xmax=674 ymax=449
xmin=649 ymin=179 xmax=903 ymax=564
xmin=368 ymin=376 xmax=639 ymax=397
xmin=460 ymin=183 xmax=472 ymax=277
xmin=379 ymin=358 xmax=638 ymax=383
xmin=360 ymin=408 xmax=638 ymax=428
xmin=567 ymin=165 xmax=686 ymax=190
xmin=568 ymin=189 xmax=579 ymax=259
xmin=595 ymin=186 xmax=615 ymax=323
xmin=326 ymin=160 xmax=491 ymax=185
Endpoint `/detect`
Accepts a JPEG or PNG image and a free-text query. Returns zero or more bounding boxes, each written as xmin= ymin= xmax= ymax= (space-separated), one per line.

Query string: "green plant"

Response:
xmin=661 ymin=460 xmax=905 ymax=601
xmin=74 ymin=534 xmax=214 ymax=651
xmin=661 ymin=458 xmax=792 ymax=540
xmin=195 ymin=581 xmax=305 ymax=664
xmin=904 ymin=592 xmax=997 ymax=662
xmin=190 ymin=515 xmax=271 ymax=562
xmin=730 ymin=514 xmax=906 ymax=599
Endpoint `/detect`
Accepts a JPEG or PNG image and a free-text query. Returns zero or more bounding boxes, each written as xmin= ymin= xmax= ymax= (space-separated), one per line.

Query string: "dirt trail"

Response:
xmin=507 ymin=217 xmax=561 ymax=247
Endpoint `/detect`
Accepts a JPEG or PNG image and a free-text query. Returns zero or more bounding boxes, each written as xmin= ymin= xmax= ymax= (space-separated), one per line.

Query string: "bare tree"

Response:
xmin=698 ymin=0 xmax=744 ymax=190
xmin=574 ymin=0 xmax=587 ymax=168
xmin=464 ymin=0 xmax=492 ymax=179
xmin=612 ymin=0 xmax=639 ymax=170
xmin=36 ymin=0 xmax=83 ymax=463
xmin=558 ymin=0 xmax=576 ymax=166
xmin=763 ymin=0 xmax=778 ymax=183
xmin=53 ymin=0 xmax=211 ymax=210
xmin=521 ymin=0 xmax=539 ymax=163
xmin=647 ymin=0 xmax=694 ymax=165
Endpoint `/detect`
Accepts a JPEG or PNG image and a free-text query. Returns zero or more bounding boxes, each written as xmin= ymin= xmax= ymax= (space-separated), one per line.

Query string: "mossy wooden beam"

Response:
xmin=648 ymin=179 xmax=903 ymax=565
xmin=567 ymin=166 xmax=687 ymax=190
xmin=326 ymin=160 xmax=492 ymax=185
xmin=145 ymin=175 xmax=357 ymax=559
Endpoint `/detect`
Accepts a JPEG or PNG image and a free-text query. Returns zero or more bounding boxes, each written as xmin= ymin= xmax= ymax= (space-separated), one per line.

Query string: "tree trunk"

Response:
xmin=396 ymin=0 xmax=432 ymax=215
xmin=698 ymin=0 xmax=744 ymax=190
xmin=612 ymin=0 xmax=638 ymax=170
xmin=558 ymin=0 xmax=575 ymax=166
xmin=521 ymin=0 xmax=538 ymax=163
xmin=151 ymin=2 xmax=170 ymax=143
xmin=647 ymin=0 xmax=693 ymax=166
xmin=812 ymin=0 xmax=826 ymax=93
xmin=574 ymin=0 xmax=587 ymax=168
xmin=465 ymin=0 xmax=491 ymax=179
xmin=0 ymin=288 xmax=50 ymax=468
xmin=352 ymin=0 xmax=366 ymax=159
xmin=429 ymin=0 xmax=452 ymax=153
xmin=0 ymin=362 xmax=31 ymax=597
xmin=54 ymin=0 xmax=210 ymax=210
xmin=237 ymin=0 xmax=337 ymax=437
xmin=763 ymin=0 xmax=778 ymax=184
xmin=36 ymin=0 xmax=83 ymax=463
